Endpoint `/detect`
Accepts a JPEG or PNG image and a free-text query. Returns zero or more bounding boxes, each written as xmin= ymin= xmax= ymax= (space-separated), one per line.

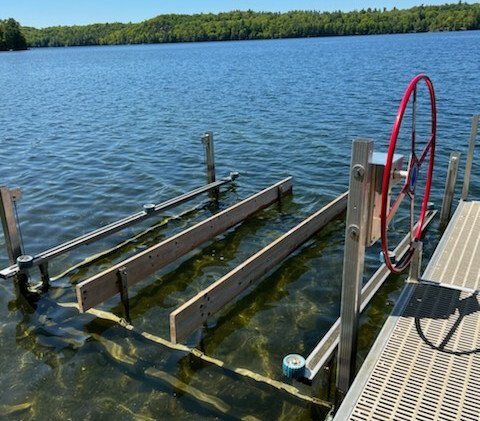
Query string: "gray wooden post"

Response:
xmin=440 ymin=151 xmax=461 ymax=227
xmin=461 ymin=115 xmax=479 ymax=201
xmin=0 ymin=187 xmax=23 ymax=265
xmin=336 ymin=139 xmax=373 ymax=401
xmin=202 ymin=132 xmax=218 ymax=200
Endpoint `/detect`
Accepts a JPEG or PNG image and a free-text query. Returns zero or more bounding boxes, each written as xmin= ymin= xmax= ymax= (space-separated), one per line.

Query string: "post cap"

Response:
xmin=143 ymin=203 xmax=156 ymax=214
xmin=17 ymin=255 xmax=34 ymax=269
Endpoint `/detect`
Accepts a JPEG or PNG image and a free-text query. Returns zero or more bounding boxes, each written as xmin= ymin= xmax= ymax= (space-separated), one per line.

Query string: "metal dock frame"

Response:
xmin=334 ymin=115 xmax=480 ymax=420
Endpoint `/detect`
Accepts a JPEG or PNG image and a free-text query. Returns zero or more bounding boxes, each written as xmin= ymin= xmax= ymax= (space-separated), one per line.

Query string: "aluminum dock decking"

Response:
xmin=335 ymin=200 xmax=480 ymax=421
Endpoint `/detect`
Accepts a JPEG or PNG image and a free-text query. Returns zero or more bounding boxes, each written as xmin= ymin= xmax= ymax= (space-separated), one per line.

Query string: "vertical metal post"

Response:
xmin=39 ymin=263 xmax=50 ymax=290
xmin=407 ymin=241 xmax=422 ymax=283
xmin=461 ymin=114 xmax=479 ymax=201
xmin=336 ymin=139 xmax=373 ymax=401
xmin=440 ymin=151 xmax=461 ymax=227
xmin=117 ymin=266 xmax=131 ymax=323
xmin=0 ymin=187 xmax=23 ymax=265
xmin=202 ymin=132 xmax=218 ymax=200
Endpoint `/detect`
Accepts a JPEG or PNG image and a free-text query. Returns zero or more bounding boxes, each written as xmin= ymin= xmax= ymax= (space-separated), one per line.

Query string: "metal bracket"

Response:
xmin=277 ymin=186 xmax=283 ymax=208
xmin=39 ymin=262 xmax=50 ymax=290
xmin=117 ymin=266 xmax=131 ymax=323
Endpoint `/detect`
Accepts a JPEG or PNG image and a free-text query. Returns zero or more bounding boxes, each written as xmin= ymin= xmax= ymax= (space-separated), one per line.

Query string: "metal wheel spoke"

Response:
xmin=418 ymin=135 xmax=434 ymax=165
xmin=387 ymin=188 xmax=407 ymax=225
xmin=410 ymin=192 xmax=415 ymax=242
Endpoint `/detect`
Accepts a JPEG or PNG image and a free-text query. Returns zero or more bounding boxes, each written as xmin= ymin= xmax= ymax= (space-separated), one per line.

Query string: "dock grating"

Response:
xmin=335 ymin=201 xmax=480 ymax=420
xmin=423 ymin=200 xmax=480 ymax=291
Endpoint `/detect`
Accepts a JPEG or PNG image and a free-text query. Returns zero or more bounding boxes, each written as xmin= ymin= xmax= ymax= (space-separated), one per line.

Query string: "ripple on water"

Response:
xmin=0 ymin=32 xmax=479 ymax=418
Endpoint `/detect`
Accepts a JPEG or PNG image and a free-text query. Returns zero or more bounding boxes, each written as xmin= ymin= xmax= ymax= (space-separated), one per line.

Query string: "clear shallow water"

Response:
xmin=0 ymin=31 xmax=479 ymax=419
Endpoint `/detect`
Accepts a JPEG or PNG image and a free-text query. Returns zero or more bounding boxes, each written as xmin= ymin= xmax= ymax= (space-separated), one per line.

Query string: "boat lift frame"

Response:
xmin=2 ymin=100 xmax=468 ymax=411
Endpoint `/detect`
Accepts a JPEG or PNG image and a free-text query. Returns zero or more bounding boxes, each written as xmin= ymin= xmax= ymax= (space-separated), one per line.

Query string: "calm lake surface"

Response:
xmin=0 ymin=31 xmax=479 ymax=419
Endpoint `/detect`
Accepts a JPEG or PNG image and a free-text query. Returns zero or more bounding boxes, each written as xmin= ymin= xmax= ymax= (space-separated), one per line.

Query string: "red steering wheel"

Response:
xmin=380 ymin=74 xmax=436 ymax=273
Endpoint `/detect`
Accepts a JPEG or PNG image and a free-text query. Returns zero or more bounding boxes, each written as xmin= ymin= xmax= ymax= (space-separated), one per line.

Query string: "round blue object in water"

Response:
xmin=282 ymin=354 xmax=306 ymax=379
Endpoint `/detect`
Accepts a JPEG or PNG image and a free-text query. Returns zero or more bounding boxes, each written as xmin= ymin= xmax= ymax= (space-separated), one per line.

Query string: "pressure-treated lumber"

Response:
xmin=76 ymin=177 xmax=293 ymax=312
xmin=169 ymin=191 xmax=348 ymax=344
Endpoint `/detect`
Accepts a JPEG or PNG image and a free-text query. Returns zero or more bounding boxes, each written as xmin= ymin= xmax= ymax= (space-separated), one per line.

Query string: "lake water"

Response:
xmin=0 ymin=31 xmax=479 ymax=419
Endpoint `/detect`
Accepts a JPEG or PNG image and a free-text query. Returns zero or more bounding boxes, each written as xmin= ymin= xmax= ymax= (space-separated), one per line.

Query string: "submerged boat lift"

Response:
xmin=1 ymin=76 xmax=477 ymax=415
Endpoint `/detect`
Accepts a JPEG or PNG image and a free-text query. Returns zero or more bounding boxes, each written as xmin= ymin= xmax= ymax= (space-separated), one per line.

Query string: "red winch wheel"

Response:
xmin=380 ymin=74 xmax=437 ymax=273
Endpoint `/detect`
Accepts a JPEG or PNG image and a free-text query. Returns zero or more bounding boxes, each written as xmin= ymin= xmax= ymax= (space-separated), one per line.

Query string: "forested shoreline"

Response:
xmin=5 ymin=2 xmax=480 ymax=50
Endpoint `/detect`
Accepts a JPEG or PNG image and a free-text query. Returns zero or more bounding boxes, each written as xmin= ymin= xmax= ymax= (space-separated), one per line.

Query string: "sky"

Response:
xmin=1 ymin=0 xmax=453 ymax=28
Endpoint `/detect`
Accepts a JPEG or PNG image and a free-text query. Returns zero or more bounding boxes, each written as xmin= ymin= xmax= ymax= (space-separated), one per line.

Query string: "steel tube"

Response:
xmin=461 ymin=115 xmax=479 ymax=201
xmin=336 ymin=139 xmax=373 ymax=399
xmin=202 ymin=132 xmax=218 ymax=200
xmin=440 ymin=151 xmax=461 ymax=227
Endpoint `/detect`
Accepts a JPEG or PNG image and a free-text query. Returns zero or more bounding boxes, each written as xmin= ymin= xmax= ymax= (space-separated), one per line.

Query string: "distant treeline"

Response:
xmin=18 ymin=2 xmax=480 ymax=48
xmin=1 ymin=18 xmax=27 ymax=50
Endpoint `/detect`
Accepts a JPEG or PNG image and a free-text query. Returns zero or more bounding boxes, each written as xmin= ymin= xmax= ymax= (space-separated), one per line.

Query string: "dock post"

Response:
xmin=117 ymin=267 xmax=131 ymax=323
xmin=39 ymin=263 xmax=50 ymax=290
xmin=461 ymin=115 xmax=479 ymax=201
xmin=336 ymin=139 xmax=373 ymax=402
xmin=0 ymin=187 xmax=23 ymax=265
xmin=407 ymin=241 xmax=422 ymax=283
xmin=440 ymin=151 xmax=461 ymax=227
xmin=0 ymin=186 xmax=29 ymax=291
xmin=202 ymin=132 xmax=218 ymax=200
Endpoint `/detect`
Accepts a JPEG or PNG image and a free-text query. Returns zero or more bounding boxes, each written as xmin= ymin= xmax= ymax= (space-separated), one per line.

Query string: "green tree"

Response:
xmin=0 ymin=18 xmax=27 ymax=51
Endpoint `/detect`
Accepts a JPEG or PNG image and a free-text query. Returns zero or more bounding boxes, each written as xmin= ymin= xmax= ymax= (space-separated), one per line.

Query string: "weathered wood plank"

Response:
xmin=76 ymin=177 xmax=293 ymax=312
xmin=169 ymin=191 xmax=348 ymax=343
